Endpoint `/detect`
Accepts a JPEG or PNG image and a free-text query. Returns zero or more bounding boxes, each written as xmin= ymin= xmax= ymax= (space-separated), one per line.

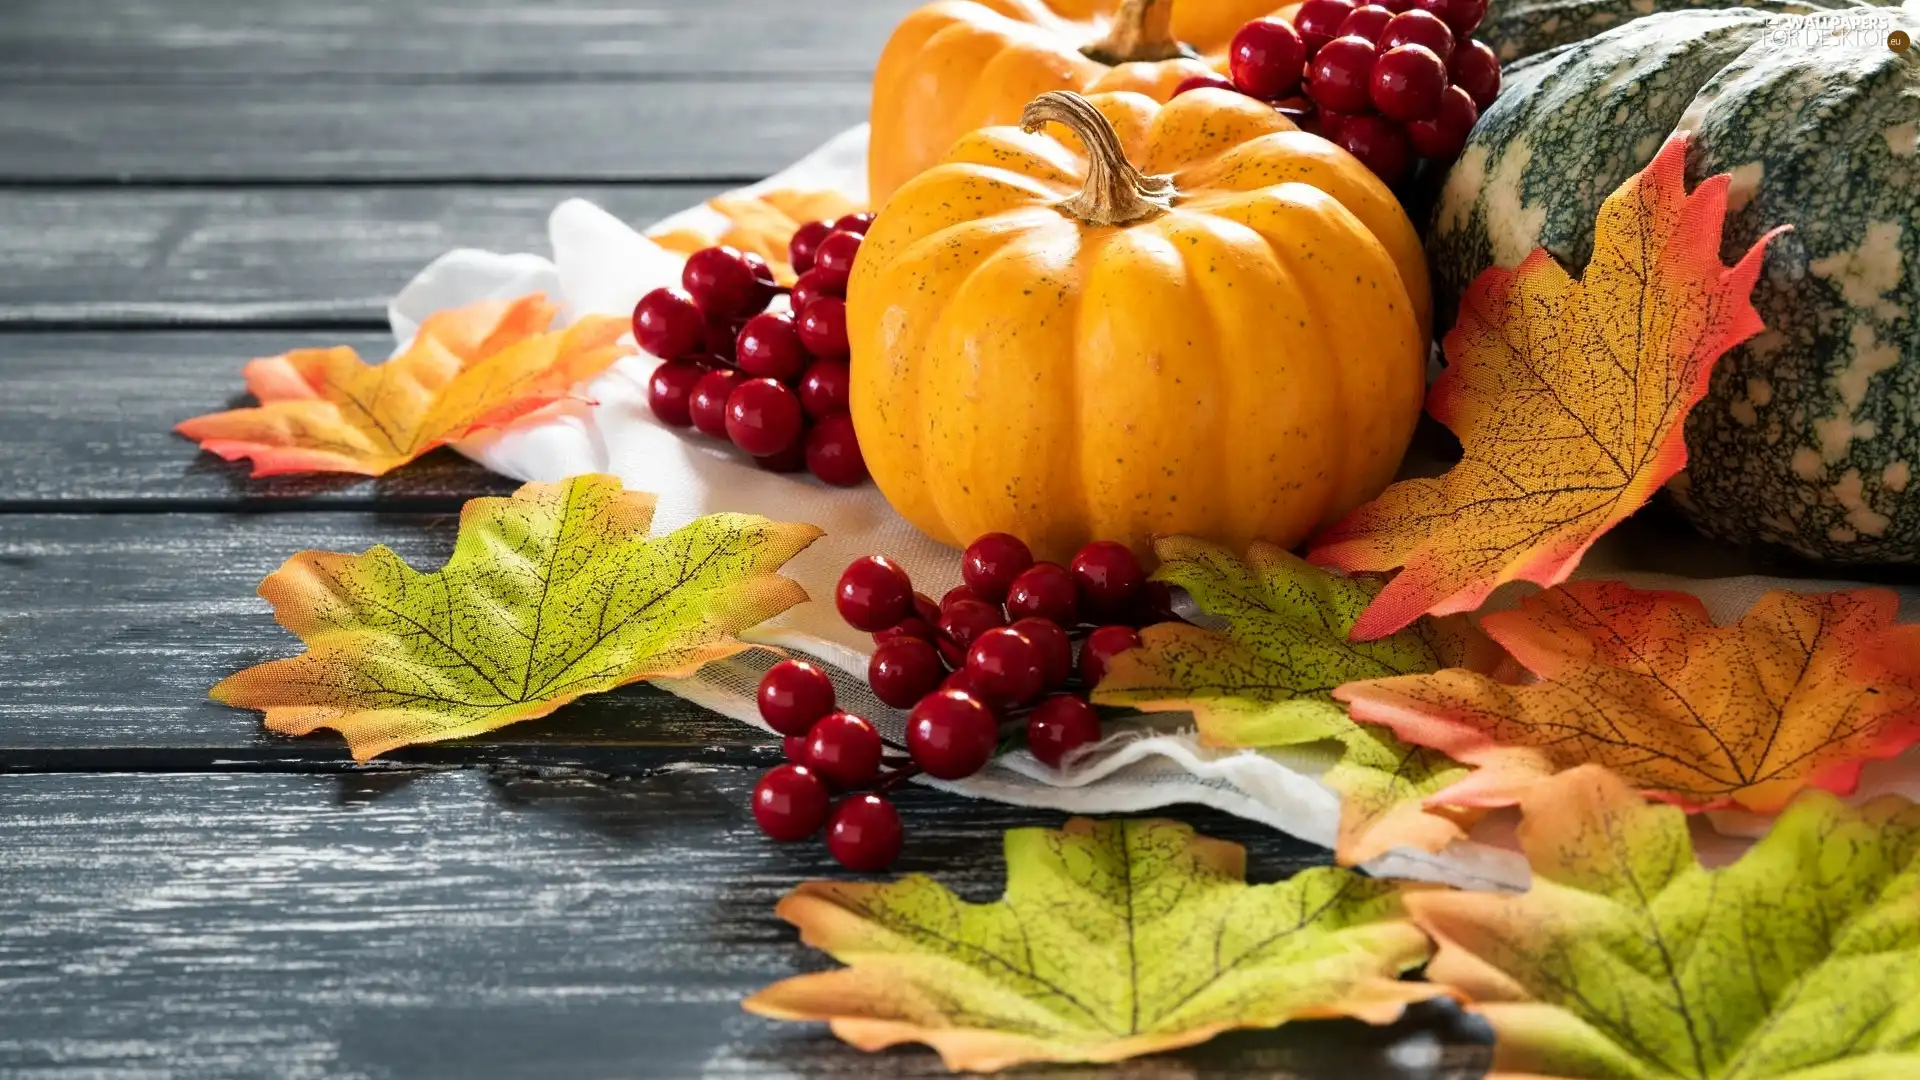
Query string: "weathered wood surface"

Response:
xmin=0 ymin=333 xmax=517 ymax=509
xmin=0 ymin=770 xmax=1491 ymax=1079
xmin=3 ymin=0 xmax=920 ymax=80
xmin=0 ymin=83 xmax=871 ymax=183
xmin=0 ymin=509 xmax=767 ymax=764
xmin=0 ymin=186 xmax=722 ymax=326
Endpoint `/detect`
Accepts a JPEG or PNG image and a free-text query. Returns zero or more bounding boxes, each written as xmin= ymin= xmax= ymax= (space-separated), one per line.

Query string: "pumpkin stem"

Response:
xmin=1021 ymin=91 xmax=1176 ymax=227
xmin=1080 ymin=0 xmax=1192 ymax=64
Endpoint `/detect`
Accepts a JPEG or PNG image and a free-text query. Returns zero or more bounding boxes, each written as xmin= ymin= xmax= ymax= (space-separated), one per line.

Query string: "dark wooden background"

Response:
xmin=0 ymin=2 xmax=1489 ymax=1075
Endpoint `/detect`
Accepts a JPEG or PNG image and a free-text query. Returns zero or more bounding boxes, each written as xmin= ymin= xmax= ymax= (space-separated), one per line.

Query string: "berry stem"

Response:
xmin=1080 ymin=0 xmax=1192 ymax=64
xmin=874 ymin=763 xmax=923 ymax=794
xmin=1020 ymin=92 xmax=1177 ymax=228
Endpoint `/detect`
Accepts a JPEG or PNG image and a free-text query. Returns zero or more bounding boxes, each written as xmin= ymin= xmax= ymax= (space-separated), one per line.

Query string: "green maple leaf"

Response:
xmin=1093 ymin=535 xmax=1501 ymax=865
xmin=744 ymin=817 xmax=1444 ymax=1072
xmin=1411 ymin=765 xmax=1920 ymax=1079
xmin=212 ymin=473 xmax=821 ymax=759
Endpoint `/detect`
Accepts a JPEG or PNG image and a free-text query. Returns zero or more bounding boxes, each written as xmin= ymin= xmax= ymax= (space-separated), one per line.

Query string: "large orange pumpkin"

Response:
xmin=848 ymin=89 xmax=1431 ymax=562
xmin=868 ymin=0 xmax=1292 ymax=205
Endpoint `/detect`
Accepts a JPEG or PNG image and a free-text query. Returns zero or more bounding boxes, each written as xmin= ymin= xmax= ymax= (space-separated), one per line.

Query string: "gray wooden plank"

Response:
xmin=0 ymin=81 xmax=869 ymax=182
xmin=0 ymin=186 xmax=722 ymax=326
xmin=0 ymin=768 xmax=1489 ymax=1079
xmin=1 ymin=0 xmax=919 ymax=80
xmin=0 ymin=332 xmax=517 ymax=507
xmin=0 ymin=510 xmax=768 ymax=763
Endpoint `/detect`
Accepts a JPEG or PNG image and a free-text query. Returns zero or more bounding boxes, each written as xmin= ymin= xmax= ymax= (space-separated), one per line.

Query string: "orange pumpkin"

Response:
xmin=868 ymin=0 xmax=1293 ymax=205
xmin=847 ymin=89 xmax=1430 ymax=562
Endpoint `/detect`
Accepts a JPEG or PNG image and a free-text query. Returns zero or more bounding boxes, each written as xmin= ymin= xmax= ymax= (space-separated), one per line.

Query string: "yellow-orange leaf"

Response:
xmin=1337 ymin=581 xmax=1920 ymax=813
xmin=649 ymin=188 xmax=860 ymax=284
xmin=1309 ymin=134 xmax=1787 ymax=640
xmin=176 ymin=294 xmax=630 ymax=477
xmin=745 ymin=817 xmax=1442 ymax=1073
xmin=212 ymin=475 xmax=821 ymax=759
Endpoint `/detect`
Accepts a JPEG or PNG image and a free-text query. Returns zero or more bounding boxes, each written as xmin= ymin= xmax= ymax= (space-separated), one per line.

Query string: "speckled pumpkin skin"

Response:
xmin=848 ymin=90 xmax=1431 ymax=562
xmin=867 ymin=0 xmax=1290 ymax=206
xmin=1476 ymin=0 xmax=1871 ymax=64
xmin=1429 ymin=8 xmax=1920 ymax=563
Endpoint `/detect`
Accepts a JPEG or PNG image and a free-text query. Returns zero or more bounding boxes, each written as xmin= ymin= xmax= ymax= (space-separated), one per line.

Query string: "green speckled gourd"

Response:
xmin=1476 ymin=0 xmax=1878 ymax=63
xmin=1429 ymin=8 xmax=1920 ymax=563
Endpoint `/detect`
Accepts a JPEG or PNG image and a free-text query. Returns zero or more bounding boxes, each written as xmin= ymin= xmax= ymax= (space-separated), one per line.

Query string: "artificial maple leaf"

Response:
xmin=212 ymin=474 xmax=821 ymax=760
xmin=1337 ymin=581 xmax=1920 ymax=815
xmin=1309 ymin=134 xmax=1788 ymax=640
xmin=176 ymin=294 xmax=630 ymax=477
xmin=649 ymin=188 xmax=859 ymax=284
xmin=1409 ymin=764 xmax=1920 ymax=1079
xmin=744 ymin=817 xmax=1442 ymax=1072
xmin=1092 ymin=536 xmax=1508 ymax=865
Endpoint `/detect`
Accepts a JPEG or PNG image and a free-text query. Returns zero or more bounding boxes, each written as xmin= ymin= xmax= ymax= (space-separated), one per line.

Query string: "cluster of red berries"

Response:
xmin=636 ymin=213 xmax=874 ymax=485
xmin=749 ymin=533 xmax=1174 ymax=871
xmin=1174 ymin=3 xmax=1501 ymax=184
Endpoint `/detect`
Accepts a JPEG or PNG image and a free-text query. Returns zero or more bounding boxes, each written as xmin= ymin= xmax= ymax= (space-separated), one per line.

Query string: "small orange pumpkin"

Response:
xmin=848 ymin=89 xmax=1430 ymax=562
xmin=868 ymin=0 xmax=1292 ymax=205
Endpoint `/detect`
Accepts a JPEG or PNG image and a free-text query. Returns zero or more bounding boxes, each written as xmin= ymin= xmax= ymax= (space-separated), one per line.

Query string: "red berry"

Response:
xmin=1379 ymin=9 xmax=1454 ymax=60
xmin=1079 ymin=625 xmax=1143 ymax=688
xmin=724 ymin=378 xmax=804 ymax=456
xmin=782 ymin=734 xmax=810 ymax=764
xmin=1229 ymin=18 xmax=1306 ymax=100
xmin=755 ymin=435 xmax=808 ymax=473
xmin=805 ymin=413 xmax=869 ymax=487
xmin=789 ymin=220 xmax=834 ymax=275
xmin=1010 ymin=617 xmax=1072 ymax=689
xmin=753 ymin=764 xmax=830 ymax=841
xmin=790 ymin=268 xmax=842 ymax=313
xmin=1069 ymin=541 xmax=1145 ymax=617
xmin=1006 ymin=562 xmax=1078 ymax=626
xmin=704 ymin=312 xmax=750 ymax=362
xmin=1027 ymin=694 xmax=1103 ymax=769
xmin=797 ymin=297 xmax=850 ymax=359
xmin=1293 ymin=0 xmax=1358 ymax=54
xmin=938 ymin=598 xmax=1006 ymax=657
xmin=688 ymin=367 xmax=743 ymax=438
xmin=798 ymin=358 xmax=852 ymax=418
xmin=915 ymin=592 xmax=941 ymax=624
xmin=743 ymin=252 xmax=778 ymax=308
xmin=646 ymin=360 xmax=707 ymax=428
xmin=632 ymin=287 xmax=706 ymax=360
xmin=833 ymin=212 xmax=877 ymax=235
xmin=873 ymin=613 xmax=937 ymax=647
xmin=758 ymin=658 xmax=837 ymax=736
xmin=941 ymin=667 xmax=980 ymax=696
xmin=1313 ymin=109 xmax=1356 ymax=141
xmin=1173 ymin=73 xmax=1240 ymax=97
xmin=804 ymin=712 xmax=884 ymax=789
xmin=961 ymin=533 xmax=1035 ymax=604
xmin=1406 ymin=83 xmax=1479 ymax=158
xmin=735 ymin=311 xmax=808 ymax=383
xmin=1448 ymin=38 xmax=1501 ymax=109
xmin=827 ymin=794 xmax=903 ymax=872
xmin=1336 ymin=5 xmax=1395 ymax=42
xmin=682 ymin=245 xmax=763 ymax=319
xmin=1370 ymin=43 xmax=1447 ymax=121
xmin=1337 ymin=112 xmax=1414 ymax=183
xmin=1415 ymin=0 xmax=1488 ymax=35
xmin=1380 ymin=0 xmax=1416 ymax=11
xmin=836 ymin=555 xmax=914 ymax=632
xmin=965 ymin=626 xmax=1046 ymax=708
xmin=870 ymin=637 xmax=946 ymax=709
xmin=1126 ymin=579 xmax=1181 ymax=628
xmin=1307 ymin=35 xmax=1377 ymax=114
xmin=813 ymin=230 xmax=864 ymax=281
xmin=941 ymin=584 xmax=986 ymax=612
xmin=906 ymin=690 xmax=999 ymax=779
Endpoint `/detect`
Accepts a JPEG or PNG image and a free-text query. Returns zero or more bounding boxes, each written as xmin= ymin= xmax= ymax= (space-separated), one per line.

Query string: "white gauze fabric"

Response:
xmin=393 ymin=125 xmax=1920 ymax=891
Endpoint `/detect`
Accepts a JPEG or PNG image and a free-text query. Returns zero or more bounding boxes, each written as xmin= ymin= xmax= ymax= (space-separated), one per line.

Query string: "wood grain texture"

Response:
xmin=0 ymin=510 xmax=767 ymax=763
xmin=0 ymin=186 xmax=722 ymax=325
xmin=0 ymin=769 xmax=1490 ymax=1079
xmin=0 ymin=332 xmax=516 ymax=507
xmin=0 ymin=82 xmax=870 ymax=183
xmin=2 ymin=0 xmax=919 ymax=80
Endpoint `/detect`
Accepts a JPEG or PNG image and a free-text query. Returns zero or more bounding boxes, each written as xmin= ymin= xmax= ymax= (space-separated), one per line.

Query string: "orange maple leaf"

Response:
xmin=1335 ymin=581 xmax=1920 ymax=814
xmin=176 ymin=294 xmax=630 ymax=477
xmin=1309 ymin=134 xmax=1787 ymax=640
